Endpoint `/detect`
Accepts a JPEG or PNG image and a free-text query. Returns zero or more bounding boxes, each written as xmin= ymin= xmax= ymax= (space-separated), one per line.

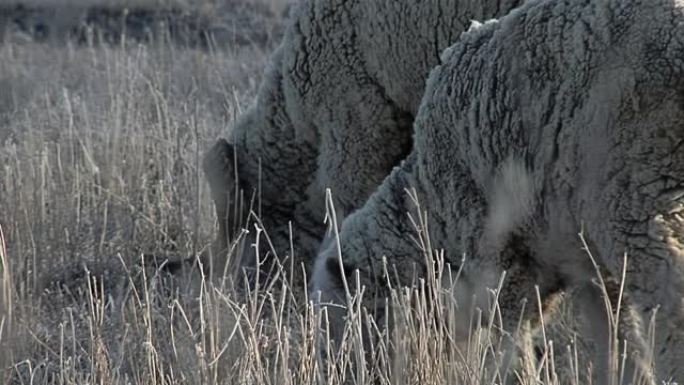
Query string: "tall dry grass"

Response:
xmin=0 ymin=3 xmax=669 ymax=384
xmin=0 ymin=27 xmax=274 ymax=382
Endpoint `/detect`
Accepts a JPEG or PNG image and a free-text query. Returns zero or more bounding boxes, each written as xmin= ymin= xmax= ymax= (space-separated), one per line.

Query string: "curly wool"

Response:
xmin=203 ymin=0 xmax=523 ymax=285
xmin=314 ymin=0 xmax=684 ymax=381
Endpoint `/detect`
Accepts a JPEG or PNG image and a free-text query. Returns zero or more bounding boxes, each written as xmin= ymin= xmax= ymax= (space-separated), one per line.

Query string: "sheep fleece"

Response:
xmin=313 ymin=0 xmax=684 ymax=381
xmin=204 ymin=0 xmax=522 ymax=278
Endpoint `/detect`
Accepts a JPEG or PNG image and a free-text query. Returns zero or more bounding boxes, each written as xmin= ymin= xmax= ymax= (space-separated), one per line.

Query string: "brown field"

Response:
xmin=0 ymin=1 xmax=670 ymax=384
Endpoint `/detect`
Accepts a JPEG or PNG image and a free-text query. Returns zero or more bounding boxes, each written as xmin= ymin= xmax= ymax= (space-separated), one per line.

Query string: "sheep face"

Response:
xmin=202 ymin=138 xmax=244 ymax=254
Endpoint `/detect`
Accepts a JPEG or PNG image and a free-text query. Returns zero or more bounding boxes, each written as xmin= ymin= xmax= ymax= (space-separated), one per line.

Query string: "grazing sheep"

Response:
xmin=313 ymin=0 xmax=684 ymax=382
xmin=203 ymin=0 xmax=524 ymax=288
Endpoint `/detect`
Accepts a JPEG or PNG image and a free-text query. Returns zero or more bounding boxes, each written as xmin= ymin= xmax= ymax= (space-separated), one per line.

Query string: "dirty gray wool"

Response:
xmin=313 ymin=0 xmax=684 ymax=382
xmin=203 ymin=0 xmax=524 ymax=289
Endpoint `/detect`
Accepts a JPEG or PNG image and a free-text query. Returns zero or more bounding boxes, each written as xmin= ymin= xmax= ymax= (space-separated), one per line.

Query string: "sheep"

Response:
xmin=312 ymin=0 xmax=684 ymax=382
xmin=202 ymin=0 xmax=524 ymax=290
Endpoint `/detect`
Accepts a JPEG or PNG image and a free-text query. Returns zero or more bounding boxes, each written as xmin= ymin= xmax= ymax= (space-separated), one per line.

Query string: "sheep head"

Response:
xmin=203 ymin=138 xmax=242 ymax=254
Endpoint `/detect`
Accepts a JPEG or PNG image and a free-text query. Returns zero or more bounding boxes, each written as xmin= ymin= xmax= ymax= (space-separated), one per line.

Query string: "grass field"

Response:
xmin=0 ymin=1 xmax=669 ymax=384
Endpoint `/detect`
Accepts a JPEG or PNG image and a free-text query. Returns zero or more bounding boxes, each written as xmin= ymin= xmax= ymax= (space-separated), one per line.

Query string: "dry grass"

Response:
xmin=0 ymin=3 xmax=669 ymax=384
xmin=0 ymin=26 xmax=272 ymax=383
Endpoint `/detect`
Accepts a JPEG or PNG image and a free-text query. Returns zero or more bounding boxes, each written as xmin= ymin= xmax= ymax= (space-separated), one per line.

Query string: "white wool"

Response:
xmin=485 ymin=158 xmax=535 ymax=244
xmin=204 ymin=0 xmax=524 ymax=287
xmin=315 ymin=0 xmax=684 ymax=381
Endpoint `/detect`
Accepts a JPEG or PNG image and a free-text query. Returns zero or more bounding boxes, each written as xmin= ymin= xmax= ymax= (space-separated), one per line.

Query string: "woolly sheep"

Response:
xmin=312 ymin=0 xmax=684 ymax=382
xmin=202 ymin=0 xmax=523 ymax=288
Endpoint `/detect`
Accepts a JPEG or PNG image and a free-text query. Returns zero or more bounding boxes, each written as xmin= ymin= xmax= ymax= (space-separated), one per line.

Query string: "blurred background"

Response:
xmin=0 ymin=0 xmax=292 ymax=50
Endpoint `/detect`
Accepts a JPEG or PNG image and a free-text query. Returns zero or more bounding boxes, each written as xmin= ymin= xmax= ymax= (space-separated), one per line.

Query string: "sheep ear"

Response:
xmin=202 ymin=138 xmax=235 ymax=194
